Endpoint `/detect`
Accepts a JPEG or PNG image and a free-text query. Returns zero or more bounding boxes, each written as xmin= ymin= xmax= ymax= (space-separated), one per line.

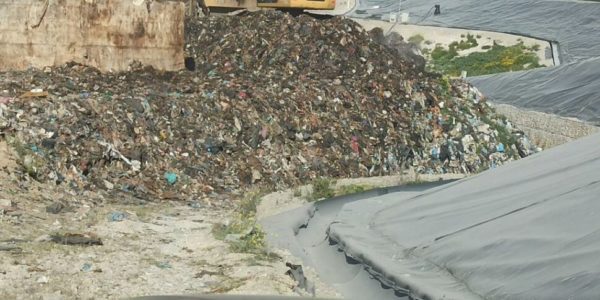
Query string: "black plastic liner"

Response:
xmin=350 ymin=0 xmax=600 ymax=122
xmin=263 ymin=132 xmax=600 ymax=299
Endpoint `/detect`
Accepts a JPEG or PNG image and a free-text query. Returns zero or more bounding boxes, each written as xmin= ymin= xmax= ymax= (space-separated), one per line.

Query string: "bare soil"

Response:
xmin=0 ymin=141 xmax=340 ymax=300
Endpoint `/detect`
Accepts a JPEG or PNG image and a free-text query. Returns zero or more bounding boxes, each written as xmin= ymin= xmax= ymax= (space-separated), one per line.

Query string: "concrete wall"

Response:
xmin=0 ymin=0 xmax=185 ymax=72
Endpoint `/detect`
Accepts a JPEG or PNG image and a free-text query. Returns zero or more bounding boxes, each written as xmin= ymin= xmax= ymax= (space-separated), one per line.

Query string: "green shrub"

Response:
xmin=336 ymin=184 xmax=374 ymax=196
xmin=293 ymin=188 xmax=302 ymax=197
xmin=212 ymin=189 xmax=268 ymax=255
xmin=307 ymin=178 xmax=336 ymax=201
xmin=238 ymin=189 xmax=262 ymax=218
xmin=429 ymin=43 xmax=543 ymax=77
xmin=407 ymin=34 xmax=425 ymax=45
xmin=453 ymin=34 xmax=478 ymax=50
xmin=8 ymin=137 xmax=46 ymax=180
xmin=431 ymin=45 xmax=457 ymax=60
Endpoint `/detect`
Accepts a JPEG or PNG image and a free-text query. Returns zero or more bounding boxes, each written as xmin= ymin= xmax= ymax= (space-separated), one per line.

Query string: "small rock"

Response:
xmin=34 ymin=234 xmax=53 ymax=242
xmin=251 ymin=169 xmax=262 ymax=183
xmin=188 ymin=201 xmax=203 ymax=209
xmin=461 ymin=135 xmax=475 ymax=152
xmin=130 ymin=160 xmax=141 ymax=172
xmin=46 ymin=202 xmax=65 ymax=214
xmin=477 ymin=124 xmax=491 ymax=134
xmin=41 ymin=293 xmax=65 ymax=300
xmin=37 ymin=276 xmax=49 ymax=284
xmin=103 ymin=180 xmax=114 ymax=190
xmin=224 ymin=234 xmax=243 ymax=243
xmin=0 ymin=199 xmax=12 ymax=207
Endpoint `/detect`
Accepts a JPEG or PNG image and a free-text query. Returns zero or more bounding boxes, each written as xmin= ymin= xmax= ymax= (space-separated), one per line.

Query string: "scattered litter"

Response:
xmin=81 ymin=263 xmax=93 ymax=272
xmin=20 ymin=89 xmax=48 ymax=98
xmin=164 ymin=172 xmax=178 ymax=185
xmin=497 ymin=143 xmax=505 ymax=153
xmin=0 ymin=96 xmax=14 ymax=104
xmin=285 ymin=262 xmax=315 ymax=296
xmin=107 ymin=211 xmax=127 ymax=222
xmin=188 ymin=201 xmax=203 ymax=209
xmin=156 ymin=261 xmax=172 ymax=269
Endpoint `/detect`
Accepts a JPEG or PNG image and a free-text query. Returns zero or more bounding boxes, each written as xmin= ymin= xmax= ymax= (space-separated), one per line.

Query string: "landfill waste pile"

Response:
xmin=0 ymin=11 xmax=538 ymax=202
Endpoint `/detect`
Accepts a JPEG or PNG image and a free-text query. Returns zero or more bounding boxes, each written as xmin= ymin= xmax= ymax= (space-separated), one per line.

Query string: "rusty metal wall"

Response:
xmin=0 ymin=0 xmax=185 ymax=72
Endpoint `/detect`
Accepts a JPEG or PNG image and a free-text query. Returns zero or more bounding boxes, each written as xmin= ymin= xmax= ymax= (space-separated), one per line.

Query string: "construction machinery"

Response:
xmin=201 ymin=0 xmax=336 ymax=13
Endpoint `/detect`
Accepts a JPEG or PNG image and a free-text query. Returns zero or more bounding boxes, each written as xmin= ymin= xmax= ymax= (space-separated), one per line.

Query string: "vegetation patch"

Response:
xmin=429 ymin=42 xmax=544 ymax=77
xmin=6 ymin=136 xmax=47 ymax=180
xmin=335 ymin=184 xmax=375 ymax=196
xmin=211 ymin=189 xmax=269 ymax=255
xmin=450 ymin=34 xmax=478 ymax=51
xmin=209 ymin=277 xmax=248 ymax=293
xmin=306 ymin=177 xmax=336 ymax=202
xmin=292 ymin=188 xmax=302 ymax=197
xmin=481 ymin=115 xmax=517 ymax=154
xmin=406 ymin=179 xmax=427 ymax=186
xmin=407 ymin=34 xmax=425 ymax=46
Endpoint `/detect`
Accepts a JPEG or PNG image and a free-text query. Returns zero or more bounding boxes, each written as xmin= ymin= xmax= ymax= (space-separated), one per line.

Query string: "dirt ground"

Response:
xmin=0 ymin=140 xmax=340 ymax=300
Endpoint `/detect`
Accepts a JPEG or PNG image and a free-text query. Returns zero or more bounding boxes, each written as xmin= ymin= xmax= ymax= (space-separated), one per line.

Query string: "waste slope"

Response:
xmin=328 ymin=131 xmax=600 ymax=299
xmin=350 ymin=0 xmax=600 ymax=122
xmin=0 ymin=12 xmax=535 ymax=201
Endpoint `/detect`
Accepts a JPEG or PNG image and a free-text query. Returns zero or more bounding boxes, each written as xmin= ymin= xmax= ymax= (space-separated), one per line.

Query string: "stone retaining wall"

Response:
xmin=493 ymin=103 xmax=599 ymax=149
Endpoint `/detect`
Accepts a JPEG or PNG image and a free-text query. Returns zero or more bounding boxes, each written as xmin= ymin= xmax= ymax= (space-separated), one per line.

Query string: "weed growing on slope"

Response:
xmin=212 ymin=189 xmax=269 ymax=256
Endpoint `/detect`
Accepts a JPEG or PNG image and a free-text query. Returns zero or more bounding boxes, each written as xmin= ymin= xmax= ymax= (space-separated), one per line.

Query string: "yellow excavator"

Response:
xmin=192 ymin=0 xmax=336 ymax=16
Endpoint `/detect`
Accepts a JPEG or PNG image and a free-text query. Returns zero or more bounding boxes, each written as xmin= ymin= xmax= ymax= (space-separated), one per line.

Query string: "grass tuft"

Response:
xmin=306 ymin=178 xmax=336 ymax=202
xmin=407 ymin=34 xmax=425 ymax=46
xmin=212 ymin=189 xmax=270 ymax=256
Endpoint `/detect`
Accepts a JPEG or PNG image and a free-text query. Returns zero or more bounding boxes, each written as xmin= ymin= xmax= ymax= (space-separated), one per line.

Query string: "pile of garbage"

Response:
xmin=0 ymin=11 xmax=537 ymax=201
